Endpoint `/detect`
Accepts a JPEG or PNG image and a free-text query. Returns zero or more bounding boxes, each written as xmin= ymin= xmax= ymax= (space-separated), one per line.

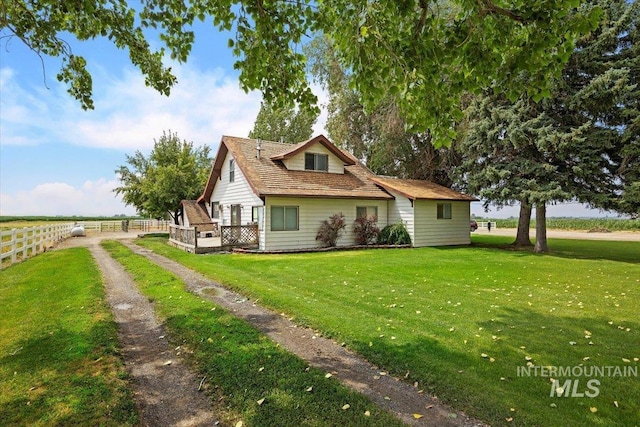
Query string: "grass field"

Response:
xmin=136 ymin=235 xmax=640 ymax=426
xmin=101 ymin=240 xmax=405 ymax=427
xmin=0 ymin=248 xmax=137 ymax=426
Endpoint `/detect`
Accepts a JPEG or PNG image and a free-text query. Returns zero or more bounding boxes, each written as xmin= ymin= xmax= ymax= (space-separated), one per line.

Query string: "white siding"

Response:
xmin=386 ymin=191 xmax=415 ymax=241
xmin=209 ymin=152 xmax=264 ymax=227
xmin=413 ymin=200 xmax=471 ymax=246
xmin=263 ymin=197 xmax=388 ymax=251
xmin=282 ymin=143 xmax=345 ymax=174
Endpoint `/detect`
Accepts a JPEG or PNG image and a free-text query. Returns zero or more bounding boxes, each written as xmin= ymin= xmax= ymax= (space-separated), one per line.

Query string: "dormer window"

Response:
xmin=305 ymin=152 xmax=328 ymax=172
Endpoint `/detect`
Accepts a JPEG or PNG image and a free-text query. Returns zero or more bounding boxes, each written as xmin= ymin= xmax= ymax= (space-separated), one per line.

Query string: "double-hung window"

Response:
xmin=212 ymin=201 xmax=220 ymax=219
xmin=271 ymin=206 xmax=299 ymax=231
xmin=356 ymin=206 xmax=378 ymax=219
xmin=437 ymin=203 xmax=452 ymax=219
xmin=304 ymin=152 xmax=328 ymax=172
xmin=229 ymin=159 xmax=235 ymax=182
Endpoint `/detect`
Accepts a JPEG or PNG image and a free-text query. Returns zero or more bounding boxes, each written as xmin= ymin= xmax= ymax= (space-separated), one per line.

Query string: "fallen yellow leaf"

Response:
xmin=342 ymin=404 xmax=350 ymax=410
xmin=257 ymin=398 xmax=265 ymax=405
xmin=364 ymin=410 xmax=371 ymax=417
xmin=306 ymin=386 xmax=313 ymax=392
xmin=590 ymin=407 xmax=597 ymax=413
xmin=235 ymin=422 xmax=243 ymax=427
xmin=325 ymin=373 xmax=333 ymax=378
xmin=413 ymin=414 xmax=423 ymax=419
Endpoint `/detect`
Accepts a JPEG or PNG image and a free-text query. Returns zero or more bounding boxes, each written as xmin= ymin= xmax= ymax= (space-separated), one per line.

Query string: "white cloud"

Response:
xmin=0 ymin=179 xmax=137 ymax=216
xmin=1 ymin=62 xmax=262 ymax=152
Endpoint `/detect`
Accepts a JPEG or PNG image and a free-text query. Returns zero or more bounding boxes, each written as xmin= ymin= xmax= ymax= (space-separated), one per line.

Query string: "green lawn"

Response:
xmin=136 ymin=235 xmax=640 ymax=427
xmin=0 ymin=248 xmax=137 ymax=426
xmin=102 ymin=240 xmax=405 ymax=427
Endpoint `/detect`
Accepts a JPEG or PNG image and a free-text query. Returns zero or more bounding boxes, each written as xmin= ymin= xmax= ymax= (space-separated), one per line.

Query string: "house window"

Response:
xmin=212 ymin=201 xmax=220 ymax=219
xmin=252 ymin=206 xmax=260 ymax=224
xmin=304 ymin=152 xmax=328 ymax=171
xmin=229 ymin=159 xmax=235 ymax=182
xmin=437 ymin=203 xmax=452 ymax=219
xmin=271 ymin=206 xmax=299 ymax=231
xmin=356 ymin=206 xmax=378 ymax=219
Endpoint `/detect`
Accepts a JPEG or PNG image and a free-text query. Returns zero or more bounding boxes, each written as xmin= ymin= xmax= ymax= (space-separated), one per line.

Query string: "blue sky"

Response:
xmin=0 ymin=23 xmax=615 ymax=218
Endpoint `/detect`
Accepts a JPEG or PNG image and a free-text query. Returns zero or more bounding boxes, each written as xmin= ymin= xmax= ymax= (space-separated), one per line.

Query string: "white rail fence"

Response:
xmin=1 ymin=223 xmax=74 ymax=270
xmin=476 ymin=221 xmax=498 ymax=230
xmin=0 ymin=220 xmax=171 ymax=270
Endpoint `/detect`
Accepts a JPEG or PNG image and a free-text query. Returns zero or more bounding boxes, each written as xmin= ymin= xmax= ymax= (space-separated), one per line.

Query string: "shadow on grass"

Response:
xmin=476 ymin=307 xmax=640 ymax=427
xmin=467 ymin=235 xmax=640 ymax=264
xmin=0 ymin=323 xmax=137 ymax=426
xmin=163 ymin=307 xmax=405 ymax=427
xmin=347 ymin=307 xmax=640 ymax=427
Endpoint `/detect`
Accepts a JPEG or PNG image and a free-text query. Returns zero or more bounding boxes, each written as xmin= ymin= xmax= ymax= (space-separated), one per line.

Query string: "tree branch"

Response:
xmin=478 ymin=0 xmax=524 ymax=23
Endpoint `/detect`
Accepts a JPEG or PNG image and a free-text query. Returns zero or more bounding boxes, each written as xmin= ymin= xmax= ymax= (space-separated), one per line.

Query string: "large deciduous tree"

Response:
xmin=456 ymin=0 xmax=639 ymax=252
xmin=114 ymin=131 xmax=212 ymax=222
xmin=306 ymin=36 xmax=460 ymax=186
xmin=248 ymin=101 xmax=317 ymax=143
xmin=1 ymin=0 xmax=601 ymax=143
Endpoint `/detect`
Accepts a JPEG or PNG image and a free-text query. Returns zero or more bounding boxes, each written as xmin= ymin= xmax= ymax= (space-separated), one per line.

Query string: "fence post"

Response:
xmin=194 ymin=226 xmax=198 ymax=249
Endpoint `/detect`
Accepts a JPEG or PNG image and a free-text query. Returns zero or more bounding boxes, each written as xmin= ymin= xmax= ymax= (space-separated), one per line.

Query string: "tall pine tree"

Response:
xmin=456 ymin=0 xmax=639 ymax=251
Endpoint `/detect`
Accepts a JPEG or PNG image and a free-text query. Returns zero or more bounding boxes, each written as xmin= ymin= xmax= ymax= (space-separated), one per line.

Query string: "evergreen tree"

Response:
xmin=248 ymin=102 xmax=317 ymax=143
xmin=456 ymin=0 xmax=639 ymax=251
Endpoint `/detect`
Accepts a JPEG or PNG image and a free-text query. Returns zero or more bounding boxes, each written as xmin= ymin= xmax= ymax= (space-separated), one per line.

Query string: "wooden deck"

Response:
xmin=169 ymin=224 xmax=259 ymax=253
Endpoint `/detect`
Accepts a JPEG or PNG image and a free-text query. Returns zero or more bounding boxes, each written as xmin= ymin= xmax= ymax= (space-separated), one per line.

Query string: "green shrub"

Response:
xmin=377 ymin=222 xmax=411 ymax=245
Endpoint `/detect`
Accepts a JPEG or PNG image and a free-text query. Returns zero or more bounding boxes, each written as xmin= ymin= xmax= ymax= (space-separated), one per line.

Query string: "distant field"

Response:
xmin=481 ymin=217 xmax=639 ymax=231
xmin=0 ymin=216 xmax=139 ymax=227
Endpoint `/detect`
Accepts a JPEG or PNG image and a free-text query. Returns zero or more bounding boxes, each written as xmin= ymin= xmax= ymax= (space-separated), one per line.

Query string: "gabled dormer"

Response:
xmin=270 ymin=135 xmax=356 ymax=174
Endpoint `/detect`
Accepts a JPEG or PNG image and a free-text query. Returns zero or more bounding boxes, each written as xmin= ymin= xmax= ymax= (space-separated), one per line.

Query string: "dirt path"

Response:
xmin=121 ymin=241 xmax=484 ymax=427
xmin=60 ymin=233 xmax=221 ymax=426
xmin=60 ymin=232 xmax=484 ymax=426
xmin=475 ymin=227 xmax=640 ymax=241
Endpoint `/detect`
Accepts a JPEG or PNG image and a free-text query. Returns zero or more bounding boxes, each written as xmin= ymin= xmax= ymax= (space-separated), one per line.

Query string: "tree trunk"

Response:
xmin=513 ymin=201 xmax=533 ymax=247
xmin=534 ymin=203 xmax=548 ymax=253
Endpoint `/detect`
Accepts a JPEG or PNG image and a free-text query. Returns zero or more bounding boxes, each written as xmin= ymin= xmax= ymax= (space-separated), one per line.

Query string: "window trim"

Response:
xmin=212 ymin=201 xmax=220 ymax=219
xmin=304 ymin=152 xmax=329 ymax=172
xmin=270 ymin=205 xmax=299 ymax=231
xmin=356 ymin=206 xmax=378 ymax=219
xmin=437 ymin=202 xmax=452 ymax=220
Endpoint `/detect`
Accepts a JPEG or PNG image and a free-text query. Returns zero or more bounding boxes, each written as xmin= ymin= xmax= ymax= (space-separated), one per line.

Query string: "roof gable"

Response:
xmin=270 ymin=134 xmax=356 ymax=166
xmin=200 ymin=135 xmax=391 ymax=201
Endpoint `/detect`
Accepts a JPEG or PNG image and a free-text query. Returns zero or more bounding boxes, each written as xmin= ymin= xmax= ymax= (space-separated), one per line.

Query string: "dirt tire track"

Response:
xmin=122 ymin=241 xmax=485 ymax=427
xmin=86 ymin=239 xmax=222 ymax=426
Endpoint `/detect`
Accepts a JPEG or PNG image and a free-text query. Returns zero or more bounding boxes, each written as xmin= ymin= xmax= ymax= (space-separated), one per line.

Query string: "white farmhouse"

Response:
xmin=192 ymin=134 xmax=477 ymax=251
